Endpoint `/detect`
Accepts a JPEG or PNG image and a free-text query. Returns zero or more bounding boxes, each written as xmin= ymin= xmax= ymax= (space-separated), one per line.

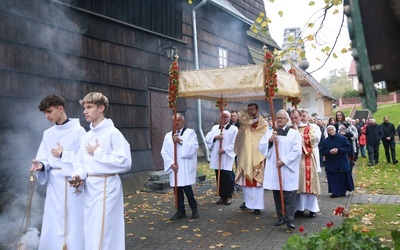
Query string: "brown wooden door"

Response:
xmin=150 ymin=91 xmax=173 ymax=170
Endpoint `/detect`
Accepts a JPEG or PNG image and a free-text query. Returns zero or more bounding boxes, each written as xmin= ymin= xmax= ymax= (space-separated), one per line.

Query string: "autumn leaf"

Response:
xmin=261 ymin=21 xmax=268 ymax=28
xmin=193 ymin=228 xmax=201 ymax=232
xmin=176 ymin=237 xmax=183 ymax=240
xmin=307 ymin=35 xmax=314 ymax=41
xmin=278 ymin=10 xmax=283 ymax=17
xmin=309 ymin=1 xmax=315 ymax=6
xmin=333 ymin=53 xmax=338 ymax=58
xmin=255 ymin=17 xmax=263 ymax=24
xmin=216 ymin=243 xmax=225 ymax=247
xmin=240 ymin=229 xmax=249 ymax=233
xmin=254 ymin=228 xmax=261 ymax=231
xmin=222 ymin=232 xmax=232 ymax=237
xmin=127 ymin=233 xmax=133 ymax=236
xmin=287 ymin=35 xmax=294 ymax=42
xmin=181 ymin=225 xmax=189 ymax=229
xmin=140 ymin=236 xmax=147 ymax=240
xmin=333 ymin=9 xmax=339 ymax=15
xmin=195 ymin=234 xmax=202 ymax=237
xmin=231 ymin=245 xmax=240 ymax=249
xmin=341 ymin=48 xmax=348 ymax=53
xmin=307 ymin=23 xmax=315 ymax=28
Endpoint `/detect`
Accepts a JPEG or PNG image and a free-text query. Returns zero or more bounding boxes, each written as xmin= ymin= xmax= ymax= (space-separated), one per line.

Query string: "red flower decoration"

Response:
xmin=286 ymin=97 xmax=301 ymax=107
xmin=168 ymin=59 xmax=179 ymax=108
xmin=264 ymin=50 xmax=279 ymax=100
xmin=326 ymin=221 xmax=334 ymax=228
xmin=299 ymin=226 xmax=305 ymax=233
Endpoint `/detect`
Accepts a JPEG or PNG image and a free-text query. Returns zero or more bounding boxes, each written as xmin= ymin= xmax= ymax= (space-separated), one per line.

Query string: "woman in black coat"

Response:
xmin=320 ymin=125 xmax=354 ymax=198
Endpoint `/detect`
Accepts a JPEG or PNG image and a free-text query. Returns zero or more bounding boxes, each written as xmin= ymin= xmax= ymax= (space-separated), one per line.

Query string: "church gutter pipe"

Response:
xmin=192 ymin=0 xmax=210 ymax=162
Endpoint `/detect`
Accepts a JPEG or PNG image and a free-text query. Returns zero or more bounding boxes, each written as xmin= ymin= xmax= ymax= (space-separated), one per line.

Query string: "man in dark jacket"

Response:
xmin=381 ymin=116 xmax=398 ymax=164
xmin=365 ymin=118 xmax=384 ymax=166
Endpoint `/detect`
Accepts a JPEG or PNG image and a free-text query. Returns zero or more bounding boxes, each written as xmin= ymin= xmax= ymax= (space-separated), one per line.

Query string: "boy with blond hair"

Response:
xmin=72 ymin=92 xmax=132 ymax=250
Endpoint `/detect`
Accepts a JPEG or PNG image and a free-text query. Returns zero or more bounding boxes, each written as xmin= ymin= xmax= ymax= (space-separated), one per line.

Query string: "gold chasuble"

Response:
xmin=234 ymin=115 xmax=269 ymax=185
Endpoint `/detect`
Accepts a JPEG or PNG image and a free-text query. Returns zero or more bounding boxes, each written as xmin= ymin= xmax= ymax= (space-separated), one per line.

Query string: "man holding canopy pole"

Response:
xmin=259 ymin=109 xmax=302 ymax=230
xmin=161 ymin=113 xmax=199 ymax=220
xmin=205 ymin=110 xmax=238 ymax=205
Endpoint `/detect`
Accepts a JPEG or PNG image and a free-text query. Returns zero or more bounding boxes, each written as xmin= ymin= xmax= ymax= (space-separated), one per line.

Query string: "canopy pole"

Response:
xmin=216 ymin=96 xmax=224 ymax=196
xmin=264 ymin=48 xmax=285 ymax=217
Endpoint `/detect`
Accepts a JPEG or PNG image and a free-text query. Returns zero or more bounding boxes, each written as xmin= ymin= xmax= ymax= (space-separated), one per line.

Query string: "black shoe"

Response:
xmin=286 ymin=222 xmax=296 ymax=229
xmin=309 ymin=211 xmax=316 ymax=218
xmin=254 ymin=209 xmax=261 ymax=215
xmin=192 ymin=210 xmax=199 ymax=219
xmin=294 ymin=210 xmax=304 ymax=218
xmin=394 ymin=160 xmax=398 ymax=164
xmin=170 ymin=211 xmax=187 ymax=220
xmin=239 ymin=202 xmax=247 ymax=209
xmin=225 ymin=198 xmax=232 ymax=205
xmin=275 ymin=219 xmax=285 ymax=226
xmin=367 ymin=162 xmax=374 ymax=166
xmin=216 ymin=198 xmax=225 ymax=204
xmin=330 ymin=194 xmax=339 ymax=198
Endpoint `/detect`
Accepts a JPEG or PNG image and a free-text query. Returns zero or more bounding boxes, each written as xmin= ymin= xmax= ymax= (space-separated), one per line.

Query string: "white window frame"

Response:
xmin=218 ymin=47 xmax=228 ymax=68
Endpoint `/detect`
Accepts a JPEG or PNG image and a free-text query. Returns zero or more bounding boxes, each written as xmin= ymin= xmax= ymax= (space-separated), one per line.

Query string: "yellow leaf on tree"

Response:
xmin=266 ymin=17 xmax=272 ymax=23
xmin=333 ymin=53 xmax=338 ymax=58
xmin=259 ymin=12 xmax=265 ymax=17
xmin=333 ymin=9 xmax=339 ymax=15
xmin=287 ymin=35 xmax=294 ymax=42
xmin=261 ymin=21 xmax=268 ymax=28
xmin=308 ymin=23 xmax=315 ymax=28
xmin=341 ymin=48 xmax=348 ymax=53
xmin=309 ymin=1 xmax=315 ymax=6
xmin=307 ymin=35 xmax=314 ymax=41
xmin=255 ymin=17 xmax=263 ymax=24
xmin=278 ymin=10 xmax=283 ymax=17
xmin=250 ymin=25 xmax=258 ymax=33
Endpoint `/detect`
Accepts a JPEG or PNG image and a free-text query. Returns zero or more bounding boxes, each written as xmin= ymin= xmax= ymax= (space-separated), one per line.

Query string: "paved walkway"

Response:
xmin=125 ymin=172 xmax=354 ymax=250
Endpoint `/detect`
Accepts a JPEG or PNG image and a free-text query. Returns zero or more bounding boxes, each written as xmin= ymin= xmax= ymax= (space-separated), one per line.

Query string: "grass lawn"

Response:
xmin=350 ymin=204 xmax=400 ymax=248
xmin=350 ymin=143 xmax=400 ymax=248
xmin=353 ymin=145 xmax=400 ymax=195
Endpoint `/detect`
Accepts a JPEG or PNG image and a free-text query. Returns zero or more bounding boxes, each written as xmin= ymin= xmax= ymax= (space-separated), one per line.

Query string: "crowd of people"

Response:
xmin=164 ymin=105 xmax=399 ymax=231
xmin=31 ymin=93 xmax=399 ymax=249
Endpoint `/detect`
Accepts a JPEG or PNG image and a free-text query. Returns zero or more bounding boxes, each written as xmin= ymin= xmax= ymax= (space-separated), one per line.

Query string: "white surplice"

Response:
xmin=73 ymin=118 xmax=132 ymax=250
xmin=161 ymin=128 xmax=198 ymax=187
xmin=205 ymin=124 xmax=238 ymax=171
xmin=258 ymin=128 xmax=302 ymax=191
xmin=34 ymin=118 xmax=86 ymax=250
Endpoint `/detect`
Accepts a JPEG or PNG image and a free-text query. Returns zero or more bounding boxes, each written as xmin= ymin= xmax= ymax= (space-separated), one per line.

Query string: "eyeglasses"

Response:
xmin=276 ymin=117 xmax=287 ymax=120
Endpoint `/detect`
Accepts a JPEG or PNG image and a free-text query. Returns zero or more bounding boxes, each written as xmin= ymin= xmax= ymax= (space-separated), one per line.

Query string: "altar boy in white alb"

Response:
xmin=258 ymin=109 xmax=302 ymax=230
xmin=205 ymin=110 xmax=238 ymax=205
xmin=72 ymin=92 xmax=132 ymax=250
xmin=30 ymin=94 xmax=85 ymax=250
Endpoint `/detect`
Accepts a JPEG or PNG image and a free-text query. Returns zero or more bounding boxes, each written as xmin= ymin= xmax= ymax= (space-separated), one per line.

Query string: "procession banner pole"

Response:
xmin=264 ymin=48 xmax=285 ymax=216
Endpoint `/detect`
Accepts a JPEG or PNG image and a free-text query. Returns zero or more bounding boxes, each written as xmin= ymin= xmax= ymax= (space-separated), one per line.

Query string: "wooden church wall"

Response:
xmin=0 ymin=0 xmax=188 ymax=196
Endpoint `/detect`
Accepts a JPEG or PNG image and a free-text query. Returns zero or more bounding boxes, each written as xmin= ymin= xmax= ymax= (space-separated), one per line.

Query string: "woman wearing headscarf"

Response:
xmin=320 ymin=125 xmax=354 ymax=198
